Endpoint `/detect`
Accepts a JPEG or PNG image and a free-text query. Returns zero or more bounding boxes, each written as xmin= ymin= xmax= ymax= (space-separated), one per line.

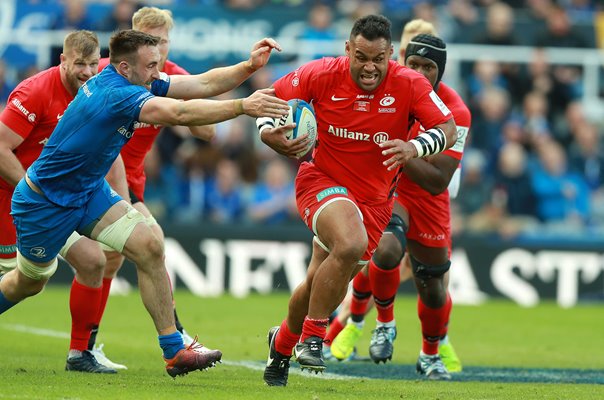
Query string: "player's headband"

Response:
xmin=405 ymin=34 xmax=447 ymax=87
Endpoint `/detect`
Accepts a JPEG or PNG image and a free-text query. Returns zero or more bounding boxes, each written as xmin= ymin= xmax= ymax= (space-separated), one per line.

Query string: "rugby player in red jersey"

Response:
xmin=257 ymin=15 xmax=457 ymax=386
xmin=330 ymin=23 xmax=471 ymax=380
xmin=0 ymin=31 xmax=120 ymax=373
xmin=67 ymin=6 xmax=286 ymax=369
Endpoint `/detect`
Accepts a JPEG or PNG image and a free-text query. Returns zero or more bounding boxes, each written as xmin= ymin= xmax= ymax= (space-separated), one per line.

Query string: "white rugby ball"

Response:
xmin=274 ymin=99 xmax=317 ymax=159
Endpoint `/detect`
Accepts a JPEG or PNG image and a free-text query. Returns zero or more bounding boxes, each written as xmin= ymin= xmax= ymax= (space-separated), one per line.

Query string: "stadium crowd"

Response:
xmin=1 ymin=0 xmax=603 ymax=238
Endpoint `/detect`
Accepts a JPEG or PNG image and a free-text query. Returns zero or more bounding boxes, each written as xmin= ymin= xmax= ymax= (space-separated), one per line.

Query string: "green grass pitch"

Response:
xmin=0 ymin=287 xmax=603 ymax=399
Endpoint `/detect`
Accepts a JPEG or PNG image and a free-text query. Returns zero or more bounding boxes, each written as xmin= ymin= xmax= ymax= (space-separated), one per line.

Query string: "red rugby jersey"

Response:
xmin=274 ymin=57 xmax=452 ymax=206
xmin=98 ymin=58 xmax=189 ymax=200
xmin=397 ymin=82 xmax=472 ymax=199
xmin=0 ymin=66 xmax=72 ymax=192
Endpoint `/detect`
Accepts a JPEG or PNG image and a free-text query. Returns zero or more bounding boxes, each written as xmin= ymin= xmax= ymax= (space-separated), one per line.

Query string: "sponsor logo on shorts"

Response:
xmin=0 ymin=244 xmax=16 ymax=254
xmin=418 ymin=232 xmax=445 ymax=241
xmin=29 ymin=247 xmax=46 ymax=258
xmin=316 ymin=186 xmax=347 ymax=202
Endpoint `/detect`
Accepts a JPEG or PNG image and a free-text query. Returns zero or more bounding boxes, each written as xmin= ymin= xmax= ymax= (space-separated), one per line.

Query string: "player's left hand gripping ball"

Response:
xmin=275 ymin=99 xmax=317 ymax=159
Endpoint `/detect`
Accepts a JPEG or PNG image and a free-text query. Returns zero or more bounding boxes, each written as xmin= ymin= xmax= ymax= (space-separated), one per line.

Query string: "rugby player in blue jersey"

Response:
xmin=0 ymin=29 xmax=289 ymax=377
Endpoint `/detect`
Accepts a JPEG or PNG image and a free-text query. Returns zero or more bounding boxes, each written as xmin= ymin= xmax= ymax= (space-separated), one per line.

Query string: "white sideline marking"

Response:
xmin=0 ymin=323 xmax=367 ymax=381
xmin=0 ymin=323 xmax=69 ymax=339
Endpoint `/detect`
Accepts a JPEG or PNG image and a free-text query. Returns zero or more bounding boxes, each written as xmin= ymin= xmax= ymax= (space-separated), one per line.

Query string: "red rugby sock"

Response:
xmin=324 ymin=317 xmax=345 ymax=344
xmin=350 ymin=272 xmax=372 ymax=319
xmin=69 ymin=278 xmax=102 ymax=351
xmin=369 ymin=259 xmax=400 ymax=323
xmin=274 ymin=319 xmax=299 ymax=356
xmin=418 ymin=293 xmax=452 ymax=355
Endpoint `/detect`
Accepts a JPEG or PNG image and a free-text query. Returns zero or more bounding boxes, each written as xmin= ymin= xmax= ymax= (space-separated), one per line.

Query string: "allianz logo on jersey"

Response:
xmin=327 ymin=125 xmax=390 ymax=144
xmin=12 ymin=98 xmax=36 ymax=122
xmin=133 ymin=121 xmax=161 ymax=129
xmin=117 ymin=126 xmax=134 ymax=138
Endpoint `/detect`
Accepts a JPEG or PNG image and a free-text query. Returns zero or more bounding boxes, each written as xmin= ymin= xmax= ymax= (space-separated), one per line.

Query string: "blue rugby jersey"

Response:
xmin=27 ymin=64 xmax=170 ymax=207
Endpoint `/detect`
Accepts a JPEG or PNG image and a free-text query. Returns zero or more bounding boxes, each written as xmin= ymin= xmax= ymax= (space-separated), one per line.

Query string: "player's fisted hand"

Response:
xmin=260 ymin=123 xmax=310 ymax=158
xmin=242 ymin=88 xmax=290 ymax=118
xmin=379 ymin=139 xmax=419 ymax=171
xmin=248 ymin=38 xmax=282 ymax=71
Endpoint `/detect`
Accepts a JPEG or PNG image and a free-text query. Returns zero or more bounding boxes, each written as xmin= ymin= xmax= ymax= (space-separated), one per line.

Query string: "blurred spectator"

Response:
xmin=204 ymin=158 xmax=245 ymax=223
xmin=516 ymin=91 xmax=552 ymax=144
xmin=568 ymin=121 xmax=604 ymax=191
xmin=246 ymin=158 xmax=297 ymax=224
xmin=298 ymin=4 xmax=338 ymax=60
xmin=533 ymin=4 xmax=590 ymax=48
xmin=96 ymin=0 xmax=140 ymax=32
xmin=474 ymin=2 xmax=519 ymax=46
xmin=530 ymin=138 xmax=590 ymax=223
xmin=457 ymin=150 xmax=493 ymax=215
xmin=494 ymin=141 xmax=537 ymax=216
xmin=0 ymin=60 xmax=15 ymax=105
xmin=143 ymin=144 xmax=183 ymax=220
xmin=445 ymin=0 xmax=479 ymax=43
xmin=50 ymin=0 xmax=94 ymax=30
xmin=224 ymin=0 xmax=265 ymax=10
xmin=467 ymin=59 xmax=508 ymax=105
xmin=469 ymin=86 xmax=511 ymax=159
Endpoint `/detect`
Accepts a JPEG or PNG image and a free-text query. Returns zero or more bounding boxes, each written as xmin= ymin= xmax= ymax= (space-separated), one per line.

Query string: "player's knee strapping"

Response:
xmin=96 ymin=205 xmax=146 ymax=253
xmin=17 ymin=252 xmax=58 ymax=280
xmin=0 ymin=257 xmax=17 ymax=273
xmin=410 ymin=255 xmax=451 ymax=280
xmin=379 ymin=214 xmax=408 ymax=268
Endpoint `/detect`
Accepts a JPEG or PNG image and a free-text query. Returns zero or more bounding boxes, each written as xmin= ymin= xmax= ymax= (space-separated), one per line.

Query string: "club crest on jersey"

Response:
xmin=379 ymin=96 xmax=395 ymax=106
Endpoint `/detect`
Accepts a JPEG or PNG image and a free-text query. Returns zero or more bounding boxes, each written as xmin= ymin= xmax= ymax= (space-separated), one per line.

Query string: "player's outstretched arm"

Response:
xmin=0 ymin=122 xmax=27 ymax=187
xmin=380 ymin=118 xmax=456 ymax=171
xmin=167 ymin=38 xmax=282 ymax=100
xmin=139 ymin=88 xmax=289 ymax=127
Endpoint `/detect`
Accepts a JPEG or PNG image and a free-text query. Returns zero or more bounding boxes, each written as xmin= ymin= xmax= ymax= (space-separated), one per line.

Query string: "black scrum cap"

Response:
xmin=405 ymin=34 xmax=447 ymax=88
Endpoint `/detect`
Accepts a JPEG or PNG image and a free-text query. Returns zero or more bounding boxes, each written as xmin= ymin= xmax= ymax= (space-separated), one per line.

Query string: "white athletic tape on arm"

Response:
xmin=17 ymin=252 xmax=58 ymax=281
xmin=409 ymin=127 xmax=447 ymax=158
xmin=256 ymin=117 xmax=275 ymax=135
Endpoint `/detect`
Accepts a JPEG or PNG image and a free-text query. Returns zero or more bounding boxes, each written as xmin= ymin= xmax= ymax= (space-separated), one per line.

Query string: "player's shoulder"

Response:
xmin=163 ymin=60 xmax=189 ymax=75
xmin=15 ymin=66 xmax=61 ymax=92
xmin=98 ymin=57 xmax=110 ymax=72
xmin=299 ymin=56 xmax=348 ymax=78
xmin=437 ymin=82 xmax=471 ymax=122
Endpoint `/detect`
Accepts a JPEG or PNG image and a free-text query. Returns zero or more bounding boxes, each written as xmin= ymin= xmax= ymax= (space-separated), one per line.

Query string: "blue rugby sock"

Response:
xmin=159 ymin=331 xmax=185 ymax=360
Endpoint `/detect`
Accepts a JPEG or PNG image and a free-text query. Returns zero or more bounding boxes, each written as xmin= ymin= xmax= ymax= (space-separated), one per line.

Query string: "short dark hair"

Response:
xmin=350 ymin=15 xmax=392 ymax=43
xmin=109 ymin=29 xmax=160 ymax=65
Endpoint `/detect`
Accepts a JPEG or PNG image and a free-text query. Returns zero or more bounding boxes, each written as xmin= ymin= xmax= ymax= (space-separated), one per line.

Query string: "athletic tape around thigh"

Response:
xmin=0 ymin=257 xmax=17 ymax=273
xmin=17 ymin=252 xmax=58 ymax=280
xmin=59 ymin=231 xmax=83 ymax=259
xmin=96 ymin=206 xmax=146 ymax=253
